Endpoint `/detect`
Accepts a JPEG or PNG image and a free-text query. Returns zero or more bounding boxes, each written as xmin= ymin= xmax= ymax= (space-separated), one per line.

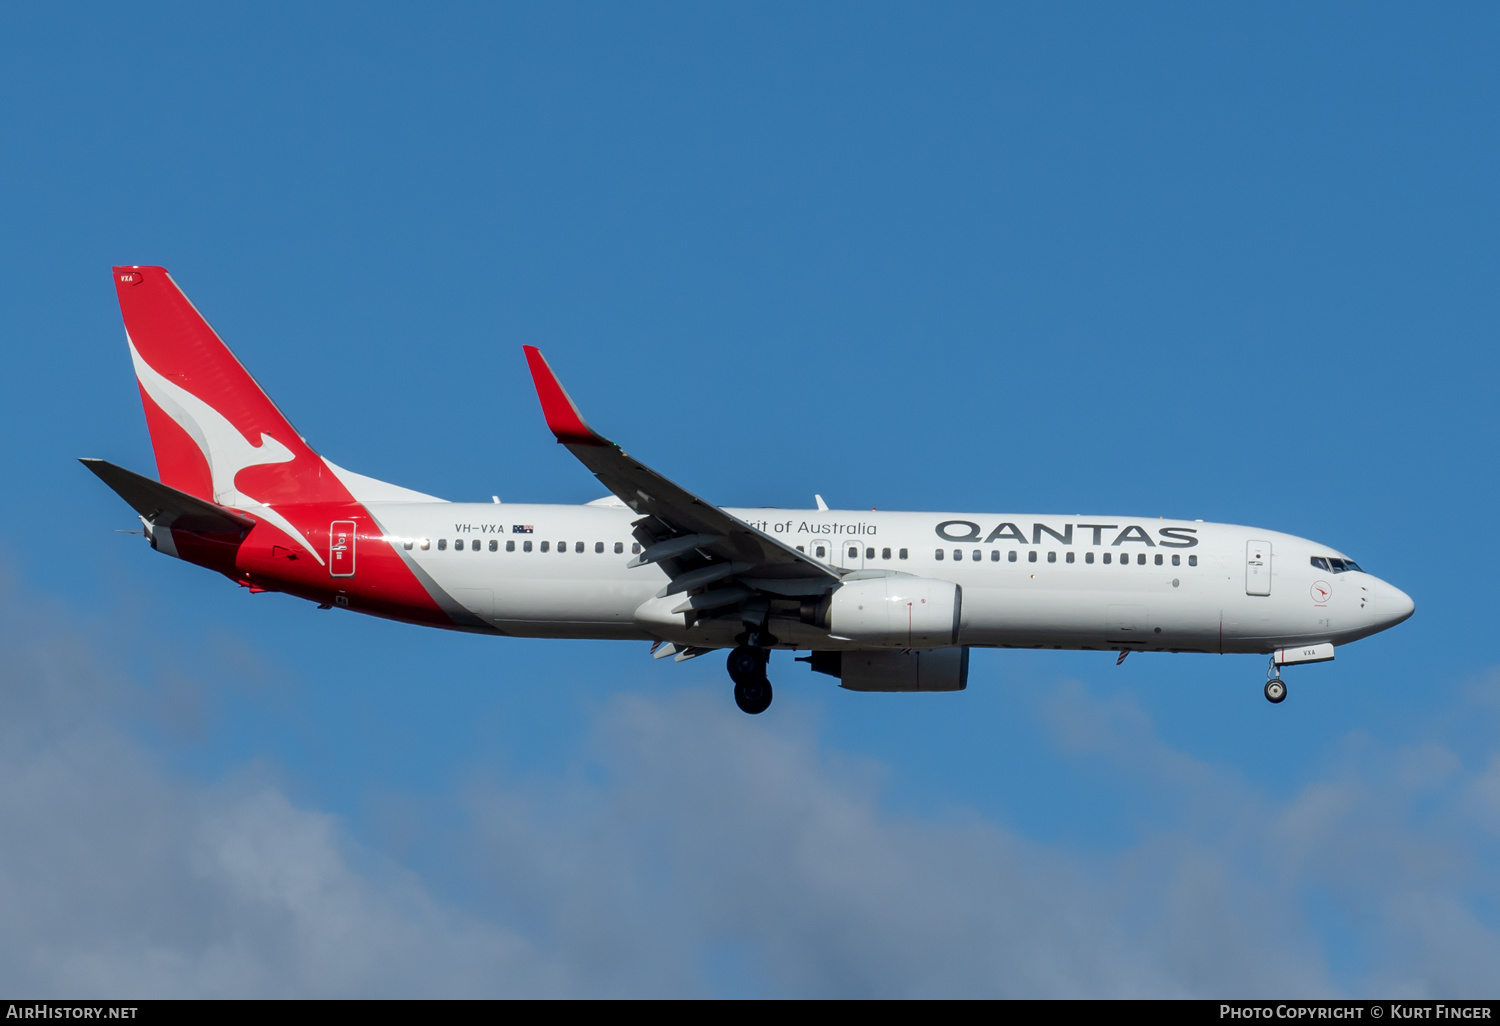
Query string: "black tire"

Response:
xmin=734 ymin=676 xmax=773 ymax=715
xmin=726 ymin=645 xmax=766 ymax=687
xmin=1264 ymin=678 xmax=1287 ymax=704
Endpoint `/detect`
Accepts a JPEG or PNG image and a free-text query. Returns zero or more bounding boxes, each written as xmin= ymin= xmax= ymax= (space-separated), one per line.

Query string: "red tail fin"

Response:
xmin=112 ymin=266 xmax=349 ymax=508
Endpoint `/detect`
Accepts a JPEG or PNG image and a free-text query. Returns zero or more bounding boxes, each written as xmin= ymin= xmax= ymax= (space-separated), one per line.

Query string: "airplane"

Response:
xmin=85 ymin=266 xmax=1415 ymax=714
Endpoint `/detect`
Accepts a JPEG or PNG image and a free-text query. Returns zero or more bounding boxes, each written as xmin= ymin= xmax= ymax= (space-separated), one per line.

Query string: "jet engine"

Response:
xmin=825 ymin=576 xmax=961 ymax=648
xmin=799 ymin=647 xmax=970 ymax=692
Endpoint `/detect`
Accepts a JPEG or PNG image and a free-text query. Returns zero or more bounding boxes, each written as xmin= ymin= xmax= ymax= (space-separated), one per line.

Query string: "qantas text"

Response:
xmin=935 ymin=521 xmax=1199 ymax=548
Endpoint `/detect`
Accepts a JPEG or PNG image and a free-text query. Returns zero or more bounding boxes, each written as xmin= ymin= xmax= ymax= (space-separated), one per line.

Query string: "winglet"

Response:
xmin=523 ymin=346 xmax=608 ymax=447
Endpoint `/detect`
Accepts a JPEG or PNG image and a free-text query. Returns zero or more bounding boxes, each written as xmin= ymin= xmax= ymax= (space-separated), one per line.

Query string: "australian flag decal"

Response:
xmin=512 ymin=525 xmax=534 ymax=534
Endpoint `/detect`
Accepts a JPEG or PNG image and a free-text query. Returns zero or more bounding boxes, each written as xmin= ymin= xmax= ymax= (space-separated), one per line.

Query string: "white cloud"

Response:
xmin=458 ymin=690 xmax=1332 ymax=997
xmin=0 ymin=575 xmax=564 ymax=998
xmin=0 ymin=570 xmax=1497 ymax=996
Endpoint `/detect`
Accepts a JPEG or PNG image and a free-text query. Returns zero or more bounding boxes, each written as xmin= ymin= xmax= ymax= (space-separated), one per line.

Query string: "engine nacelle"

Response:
xmin=802 ymin=648 xmax=970 ymax=692
xmin=826 ymin=576 xmax=961 ymax=648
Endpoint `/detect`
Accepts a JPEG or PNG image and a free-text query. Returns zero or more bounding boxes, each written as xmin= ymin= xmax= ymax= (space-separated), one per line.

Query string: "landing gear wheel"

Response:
xmin=1264 ymin=678 xmax=1287 ymax=704
xmin=726 ymin=645 xmax=767 ymax=686
xmin=734 ymin=676 xmax=773 ymax=715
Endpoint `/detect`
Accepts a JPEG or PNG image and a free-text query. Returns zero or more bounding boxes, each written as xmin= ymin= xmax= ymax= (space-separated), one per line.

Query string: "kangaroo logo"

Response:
xmin=128 ymin=335 xmax=325 ymax=565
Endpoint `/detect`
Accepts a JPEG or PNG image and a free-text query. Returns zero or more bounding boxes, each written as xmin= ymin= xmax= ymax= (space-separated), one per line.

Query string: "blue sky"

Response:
xmin=1 ymin=3 xmax=1497 ymax=996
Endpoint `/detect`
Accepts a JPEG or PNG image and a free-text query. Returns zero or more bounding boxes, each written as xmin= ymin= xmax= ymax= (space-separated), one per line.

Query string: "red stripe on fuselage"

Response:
xmin=231 ymin=504 xmax=454 ymax=628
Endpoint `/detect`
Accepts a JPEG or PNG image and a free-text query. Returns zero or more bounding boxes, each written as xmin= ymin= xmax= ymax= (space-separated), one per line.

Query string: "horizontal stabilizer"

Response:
xmin=80 ymin=458 xmax=256 ymax=535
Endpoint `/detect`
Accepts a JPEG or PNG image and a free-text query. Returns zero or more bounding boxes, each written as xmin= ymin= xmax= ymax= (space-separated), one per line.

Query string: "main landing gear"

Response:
xmin=1264 ymin=655 xmax=1287 ymax=704
xmin=727 ymin=645 xmax=773 ymax=715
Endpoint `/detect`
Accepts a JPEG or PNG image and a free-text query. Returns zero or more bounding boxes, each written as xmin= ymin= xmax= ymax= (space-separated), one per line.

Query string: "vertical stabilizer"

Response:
xmin=111 ymin=266 xmax=349 ymax=509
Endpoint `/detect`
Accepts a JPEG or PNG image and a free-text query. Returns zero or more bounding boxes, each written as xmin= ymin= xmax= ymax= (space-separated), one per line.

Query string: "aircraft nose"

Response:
xmin=1375 ymin=579 xmax=1415 ymax=628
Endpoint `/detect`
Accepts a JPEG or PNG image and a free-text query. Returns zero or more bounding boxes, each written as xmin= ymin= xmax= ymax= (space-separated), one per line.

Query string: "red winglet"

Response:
xmin=523 ymin=346 xmax=607 ymax=446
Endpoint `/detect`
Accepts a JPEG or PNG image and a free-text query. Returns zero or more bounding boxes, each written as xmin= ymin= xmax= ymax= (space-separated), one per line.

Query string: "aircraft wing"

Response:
xmin=523 ymin=347 xmax=840 ymax=598
xmin=80 ymin=458 xmax=256 ymax=536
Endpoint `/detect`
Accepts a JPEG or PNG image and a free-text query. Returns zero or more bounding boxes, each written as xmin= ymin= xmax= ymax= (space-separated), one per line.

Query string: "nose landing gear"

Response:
xmin=727 ymin=645 xmax=773 ymax=714
xmin=1264 ymin=654 xmax=1287 ymax=704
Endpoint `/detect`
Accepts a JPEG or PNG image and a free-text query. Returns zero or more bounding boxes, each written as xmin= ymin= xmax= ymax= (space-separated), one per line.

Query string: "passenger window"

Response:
xmin=403 ymin=540 xmax=413 ymax=550
xmin=595 ymin=542 xmax=604 ymax=553
xmin=437 ymin=539 xmax=447 ymax=551
xmin=882 ymin=548 xmax=891 ymax=560
xmin=506 ymin=540 xmax=515 ymax=552
xmin=1008 ymin=551 xmax=1017 ymax=562
xmin=1188 ymin=554 xmax=1197 ymax=566
xmin=1172 ymin=554 xmax=1179 ymax=566
xmin=1028 ymin=551 xmax=1037 ymax=563
xmin=815 ymin=545 xmax=827 ymax=559
xmin=558 ymin=542 xmax=566 ymax=554
xmin=1137 ymin=553 xmax=1145 ymax=565
xmin=866 ymin=547 xmax=875 ymax=559
xmin=540 ymin=541 xmax=549 ymax=553
xmin=523 ymin=540 xmax=532 ymax=552
xmin=488 ymin=540 xmax=497 ymax=552
xmin=1047 ymin=552 xmax=1056 ymax=563
xmin=899 ymin=548 xmax=908 ymax=560
xmin=1154 ymin=553 xmax=1162 ymax=565
xmin=473 ymin=540 xmax=482 ymax=551
xmin=849 ymin=546 xmax=859 ymax=560
xmin=953 ymin=549 xmax=962 ymax=561
xmin=576 ymin=542 xmax=585 ymax=553
xmin=1103 ymin=552 xmax=1111 ymax=564
xmin=615 ymin=542 xmax=624 ymax=554
xmin=420 ymin=539 xmax=430 ymax=550
xmin=935 ymin=549 xmax=945 ymax=560
xmin=797 ymin=545 xmax=805 ymax=553
xmin=1066 ymin=552 xmax=1075 ymax=563
xmin=632 ymin=543 xmax=642 ymax=554
xmin=1085 ymin=552 xmax=1094 ymax=564
xmin=968 ymin=550 xmax=977 ymax=561
xmin=991 ymin=550 xmax=999 ymax=562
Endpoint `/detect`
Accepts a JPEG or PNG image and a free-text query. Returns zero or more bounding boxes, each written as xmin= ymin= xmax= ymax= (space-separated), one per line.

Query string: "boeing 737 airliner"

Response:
xmin=86 ymin=267 xmax=1414 ymax=713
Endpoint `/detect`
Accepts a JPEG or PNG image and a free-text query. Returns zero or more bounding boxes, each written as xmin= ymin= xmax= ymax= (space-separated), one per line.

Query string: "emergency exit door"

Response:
xmin=1246 ymin=539 xmax=1270 ymax=596
xmin=840 ymin=540 xmax=864 ymax=569
xmin=330 ymin=520 xmax=356 ymax=578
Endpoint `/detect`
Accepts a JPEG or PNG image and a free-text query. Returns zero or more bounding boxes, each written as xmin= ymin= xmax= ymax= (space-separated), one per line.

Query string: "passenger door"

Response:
xmin=330 ymin=520 xmax=356 ymax=578
xmin=1246 ymin=539 xmax=1271 ymax=596
xmin=809 ymin=538 xmax=833 ymax=567
xmin=840 ymin=539 xmax=864 ymax=570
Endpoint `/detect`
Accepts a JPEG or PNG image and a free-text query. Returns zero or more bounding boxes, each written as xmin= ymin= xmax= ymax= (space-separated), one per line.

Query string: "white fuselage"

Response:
xmin=365 ymin=502 xmax=1412 ymax=655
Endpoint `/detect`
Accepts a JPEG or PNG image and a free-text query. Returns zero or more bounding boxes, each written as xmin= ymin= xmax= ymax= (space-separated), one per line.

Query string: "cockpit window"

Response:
xmin=1313 ymin=555 xmax=1364 ymax=574
xmin=1311 ymin=557 xmax=1329 ymax=571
